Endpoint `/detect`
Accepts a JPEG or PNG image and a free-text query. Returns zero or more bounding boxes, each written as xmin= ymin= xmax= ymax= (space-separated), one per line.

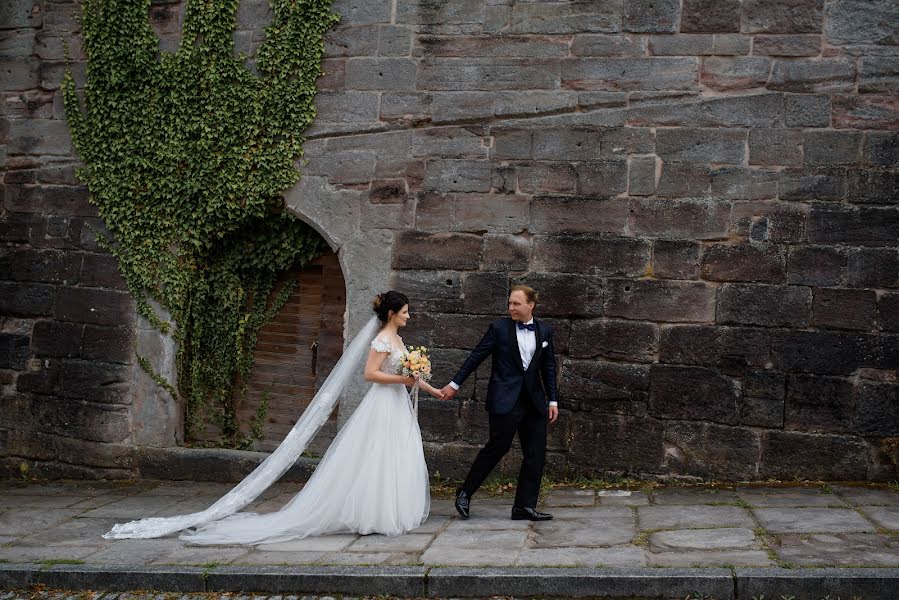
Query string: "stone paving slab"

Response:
xmin=737 ymin=486 xmax=847 ymax=507
xmin=637 ymin=504 xmax=755 ymax=530
xmin=859 ymin=505 xmax=899 ymax=530
xmin=647 ymin=527 xmax=758 ymax=551
xmin=775 ymin=533 xmax=899 ymax=567
xmin=753 ymin=506 xmax=876 ymax=534
xmin=230 ymin=550 xmax=326 ymax=565
xmin=420 ymin=529 xmax=528 ymax=566
xmin=645 ymin=549 xmax=775 ymax=567
xmin=532 ymin=515 xmax=635 ymax=547
xmin=515 ymin=545 xmax=647 ymax=567
xmin=833 ymin=484 xmax=899 ymax=506
xmin=0 ymin=509 xmax=83 ymax=537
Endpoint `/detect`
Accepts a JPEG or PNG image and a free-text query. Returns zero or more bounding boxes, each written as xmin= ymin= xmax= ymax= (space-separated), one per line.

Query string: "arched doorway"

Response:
xmin=237 ymin=248 xmax=346 ymax=453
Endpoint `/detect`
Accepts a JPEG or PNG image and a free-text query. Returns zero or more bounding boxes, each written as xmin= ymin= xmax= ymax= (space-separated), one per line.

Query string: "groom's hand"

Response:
xmin=548 ymin=405 xmax=559 ymax=424
xmin=440 ymin=384 xmax=457 ymax=400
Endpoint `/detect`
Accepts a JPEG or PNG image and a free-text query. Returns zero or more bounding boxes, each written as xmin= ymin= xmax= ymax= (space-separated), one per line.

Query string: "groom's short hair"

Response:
xmin=510 ymin=284 xmax=538 ymax=305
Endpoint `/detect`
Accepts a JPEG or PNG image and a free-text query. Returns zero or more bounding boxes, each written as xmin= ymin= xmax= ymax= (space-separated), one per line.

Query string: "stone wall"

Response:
xmin=2 ymin=0 xmax=897 ymax=482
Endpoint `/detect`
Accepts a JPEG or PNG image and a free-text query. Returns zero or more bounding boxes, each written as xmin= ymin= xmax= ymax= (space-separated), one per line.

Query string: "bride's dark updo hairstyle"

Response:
xmin=372 ymin=290 xmax=409 ymax=325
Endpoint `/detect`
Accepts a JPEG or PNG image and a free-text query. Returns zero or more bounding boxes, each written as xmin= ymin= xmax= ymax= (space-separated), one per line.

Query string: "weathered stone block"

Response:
xmin=680 ymin=0 xmax=741 ymax=33
xmin=654 ymin=162 xmax=711 ymax=197
xmin=560 ymin=359 xmax=650 ymax=415
xmin=412 ymin=127 xmax=488 ymax=159
xmin=714 ymin=33 xmax=752 ymax=55
xmin=808 ymin=205 xmax=898 ymax=247
xmin=833 ymin=94 xmax=899 ymax=130
xmin=879 ymin=293 xmax=899 ymax=332
xmin=0 ymin=334 xmax=29 ymax=370
xmin=481 ymin=234 xmax=530 ymax=271
xmin=30 ymin=320 xmax=82 ymax=358
xmin=656 ymin=128 xmax=746 ymax=164
xmin=664 ymin=421 xmax=760 ymax=479
xmin=649 ymin=34 xmax=715 ymax=56
xmin=532 ymin=127 xmax=602 ymax=161
xmin=651 ymin=240 xmax=699 ymax=279
xmin=530 ymin=196 xmax=629 ymax=235
xmin=750 ymin=129 xmax=803 ymax=166
xmin=516 ymin=163 xmax=578 ymax=194
xmin=571 ymin=34 xmax=647 ymax=57
xmin=532 ymin=235 xmax=650 ymax=277
xmin=0 ymin=247 xmax=80 ymax=284
xmin=79 ymin=252 xmax=126 ymax=289
xmin=393 ymin=231 xmax=482 ymax=270
xmin=779 ymin=167 xmax=845 ymax=201
xmin=344 ymin=57 xmax=416 ymax=90
xmin=0 ymin=282 xmax=56 ymax=318
xmin=516 ymin=272 xmax=604 ymax=318
xmin=852 ymin=381 xmax=898 ymax=437
xmin=576 ymin=160 xmax=628 ymax=196
xmin=813 ymin=288 xmax=877 ymax=331
xmin=569 ymin=413 xmax=664 ymax=472
xmin=423 ymin=160 xmax=492 ymax=193
xmin=379 ymin=92 xmax=432 ymax=124
xmin=59 ymin=360 xmax=132 ymax=405
xmin=52 ymin=287 xmax=135 ymax=327
xmin=771 ymin=330 xmax=892 ymax=375
xmin=331 ymin=0 xmax=392 ymax=25
xmin=863 ymin=132 xmax=899 ymax=167
xmin=847 ymin=248 xmax=898 ymax=289
xmin=701 ymin=57 xmax=770 ymax=91
xmin=710 ymin=167 xmax=779 ymax=201
xmin=323 ymin=25 xmax=379 ymax=58
xmin=718 ymin=283 xmax=811 ymax=327
xmin=804 ymin=130 xmax=863 ymax=166
xmin=415 ymin=34 xmax=568 ymax=58
xmin=605 ymin=279 xmax=717 ymax=322
xmin=623 ymin=0 xmax=681 ymax=33
xmin=824 ymin=0 xmax=899 ymax=46
xmin=81 ymin=325 xmax=135 ymax=364
xmin=462 ymin=271 xmax=508 ymax=314
xmin=845 ymin=169 xmax=898 ymax=205
xmin=859 ymin=57 xmax=898 ymax=92
xmin=753 ymin=34 xmax=822 ymax=56
xmin=390 ymin=270 xmax=463 ymax=314
xmin=659 ymin=324 xmax=770 ymax=369
xmin=785 ymin=374 xmax=854 ymax=433
xmin=786 ymin=245 xmax=847 ymax=286
xmin=742 ymin=0 xmax=824 ymax=34
xmin=732 ymin=200 xmax=806 ymax=246
xmin=650 ymin=365 xmax=740 ymax=424
xmin=561 ymin=58 xmax=699 ymax=91
xmin=630 ymin=198 xmax=730 ymax=240
xmin=701 ymin=244 xmax=786 ymax=283
xmin=785 ymin=94 xmax=830 ymax=127
xmin=759 ymin=430 xmax=867 ymax=480
xmin=419 ymin=58 xmax=560 ymax=91
xmin=628 ymin=156 xmax=656 ymax=196
xmin=768 ymin=59 xmax=855 ymax=93
xmin=508 ymin=1 xmax=622 ymax=35
xmin=313 ymin=91 xmax=379 ymax=123
xmin=378 ymin=24 xmax=412 ymax=56
xmin=570 ymin=319 xmax=658 ymax=362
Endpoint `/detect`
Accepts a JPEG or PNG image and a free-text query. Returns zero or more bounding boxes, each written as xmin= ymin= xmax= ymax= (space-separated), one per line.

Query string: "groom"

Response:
xmin=441 ymin=284 xmax=559 ymax=521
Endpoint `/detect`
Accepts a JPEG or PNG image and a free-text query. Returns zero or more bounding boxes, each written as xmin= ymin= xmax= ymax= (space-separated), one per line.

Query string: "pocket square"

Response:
xmin=541 ymin=341 xmax=549 ymax=348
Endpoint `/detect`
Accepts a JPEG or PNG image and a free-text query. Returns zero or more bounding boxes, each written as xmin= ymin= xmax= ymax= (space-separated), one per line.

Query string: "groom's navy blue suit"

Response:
xmin=451 ymin=317 xmax=558 ymax=509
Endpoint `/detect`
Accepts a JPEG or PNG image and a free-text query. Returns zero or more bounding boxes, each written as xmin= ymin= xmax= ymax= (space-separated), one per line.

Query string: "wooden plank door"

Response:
xmin=240 ymin=249 xmax=345 ymax=452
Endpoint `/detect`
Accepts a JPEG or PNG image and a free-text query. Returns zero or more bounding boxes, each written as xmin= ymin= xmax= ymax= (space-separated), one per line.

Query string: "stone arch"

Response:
xmin=284 ymin=175 xmax=393 ymax=421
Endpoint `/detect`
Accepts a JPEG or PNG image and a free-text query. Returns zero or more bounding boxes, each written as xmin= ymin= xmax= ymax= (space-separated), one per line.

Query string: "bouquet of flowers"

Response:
xmin=398 ymin=345 xmax=432 ymax=383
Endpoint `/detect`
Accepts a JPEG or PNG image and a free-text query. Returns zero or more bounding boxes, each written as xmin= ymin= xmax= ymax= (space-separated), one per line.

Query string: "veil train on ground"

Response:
xmin=102 ymin=315 xmax=381 ymax=540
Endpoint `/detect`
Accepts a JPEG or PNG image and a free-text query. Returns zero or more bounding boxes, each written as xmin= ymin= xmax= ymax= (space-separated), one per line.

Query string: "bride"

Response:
xmin=103 ymin=291 xmax=444 ymax=544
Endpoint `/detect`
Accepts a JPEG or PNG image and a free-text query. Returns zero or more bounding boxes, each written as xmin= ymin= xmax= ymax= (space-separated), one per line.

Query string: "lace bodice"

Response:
xmin=371 ymin=336 xmax=405 ymax=374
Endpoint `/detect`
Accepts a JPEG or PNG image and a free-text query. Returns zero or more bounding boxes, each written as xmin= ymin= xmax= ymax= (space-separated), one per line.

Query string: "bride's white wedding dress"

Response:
xmin=181 ymin=335 xmax=430 ymax=544
xmin=102 ymin=316 xmax=430 ymax=544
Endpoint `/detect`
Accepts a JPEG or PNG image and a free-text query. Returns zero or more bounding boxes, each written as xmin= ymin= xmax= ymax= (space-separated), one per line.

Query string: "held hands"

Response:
xmin=440 ymin=384 xmax=458 ymax=401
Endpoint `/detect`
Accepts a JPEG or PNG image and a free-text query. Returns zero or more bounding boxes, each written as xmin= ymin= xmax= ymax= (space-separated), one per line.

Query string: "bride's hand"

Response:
xmin=429 ymin=386 xmax=445 ymax=400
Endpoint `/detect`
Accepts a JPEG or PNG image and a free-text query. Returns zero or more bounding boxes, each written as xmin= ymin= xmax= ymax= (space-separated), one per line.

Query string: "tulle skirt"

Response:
xmin=180 ymin=383 xmax=430 ymax=545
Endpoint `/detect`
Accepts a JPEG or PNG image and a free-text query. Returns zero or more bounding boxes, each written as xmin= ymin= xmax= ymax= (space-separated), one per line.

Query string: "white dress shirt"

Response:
xmin=451 ymin=318 xmax=557 ymax=407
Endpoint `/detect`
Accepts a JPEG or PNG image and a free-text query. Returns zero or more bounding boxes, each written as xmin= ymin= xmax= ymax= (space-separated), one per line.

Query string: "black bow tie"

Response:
xmin=517 ymin=321 xmax=535 ymax=331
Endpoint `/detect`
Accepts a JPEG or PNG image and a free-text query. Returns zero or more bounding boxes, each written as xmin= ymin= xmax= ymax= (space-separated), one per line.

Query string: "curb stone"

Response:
xmin=3 ymin=563 xmax=899 ymax=598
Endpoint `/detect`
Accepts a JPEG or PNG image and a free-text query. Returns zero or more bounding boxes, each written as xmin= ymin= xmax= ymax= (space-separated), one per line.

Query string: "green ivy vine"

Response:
xmin=63 ymin=0 xmax=339 ymax=447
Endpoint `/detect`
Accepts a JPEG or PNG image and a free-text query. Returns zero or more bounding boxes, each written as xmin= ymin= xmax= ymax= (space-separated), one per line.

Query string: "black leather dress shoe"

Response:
xmin=511 ymin=506 xmax=553 ymax=521
xmin=455 ymin=488 xmax=471 ymax=519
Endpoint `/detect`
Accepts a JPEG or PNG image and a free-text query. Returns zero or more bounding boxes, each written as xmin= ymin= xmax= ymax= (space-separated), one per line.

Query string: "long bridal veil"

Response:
xmin=103 ymin=315 xmax=382 ymax=539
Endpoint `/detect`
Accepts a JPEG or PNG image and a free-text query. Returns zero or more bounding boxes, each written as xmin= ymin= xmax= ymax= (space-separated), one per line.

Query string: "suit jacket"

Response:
xmin=451 ymin=317 xmax=558 ymax=415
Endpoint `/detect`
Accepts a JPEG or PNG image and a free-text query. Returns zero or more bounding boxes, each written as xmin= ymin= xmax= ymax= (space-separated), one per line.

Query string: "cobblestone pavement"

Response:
xmin=1 ymin=480 xmax=897 ymax=569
